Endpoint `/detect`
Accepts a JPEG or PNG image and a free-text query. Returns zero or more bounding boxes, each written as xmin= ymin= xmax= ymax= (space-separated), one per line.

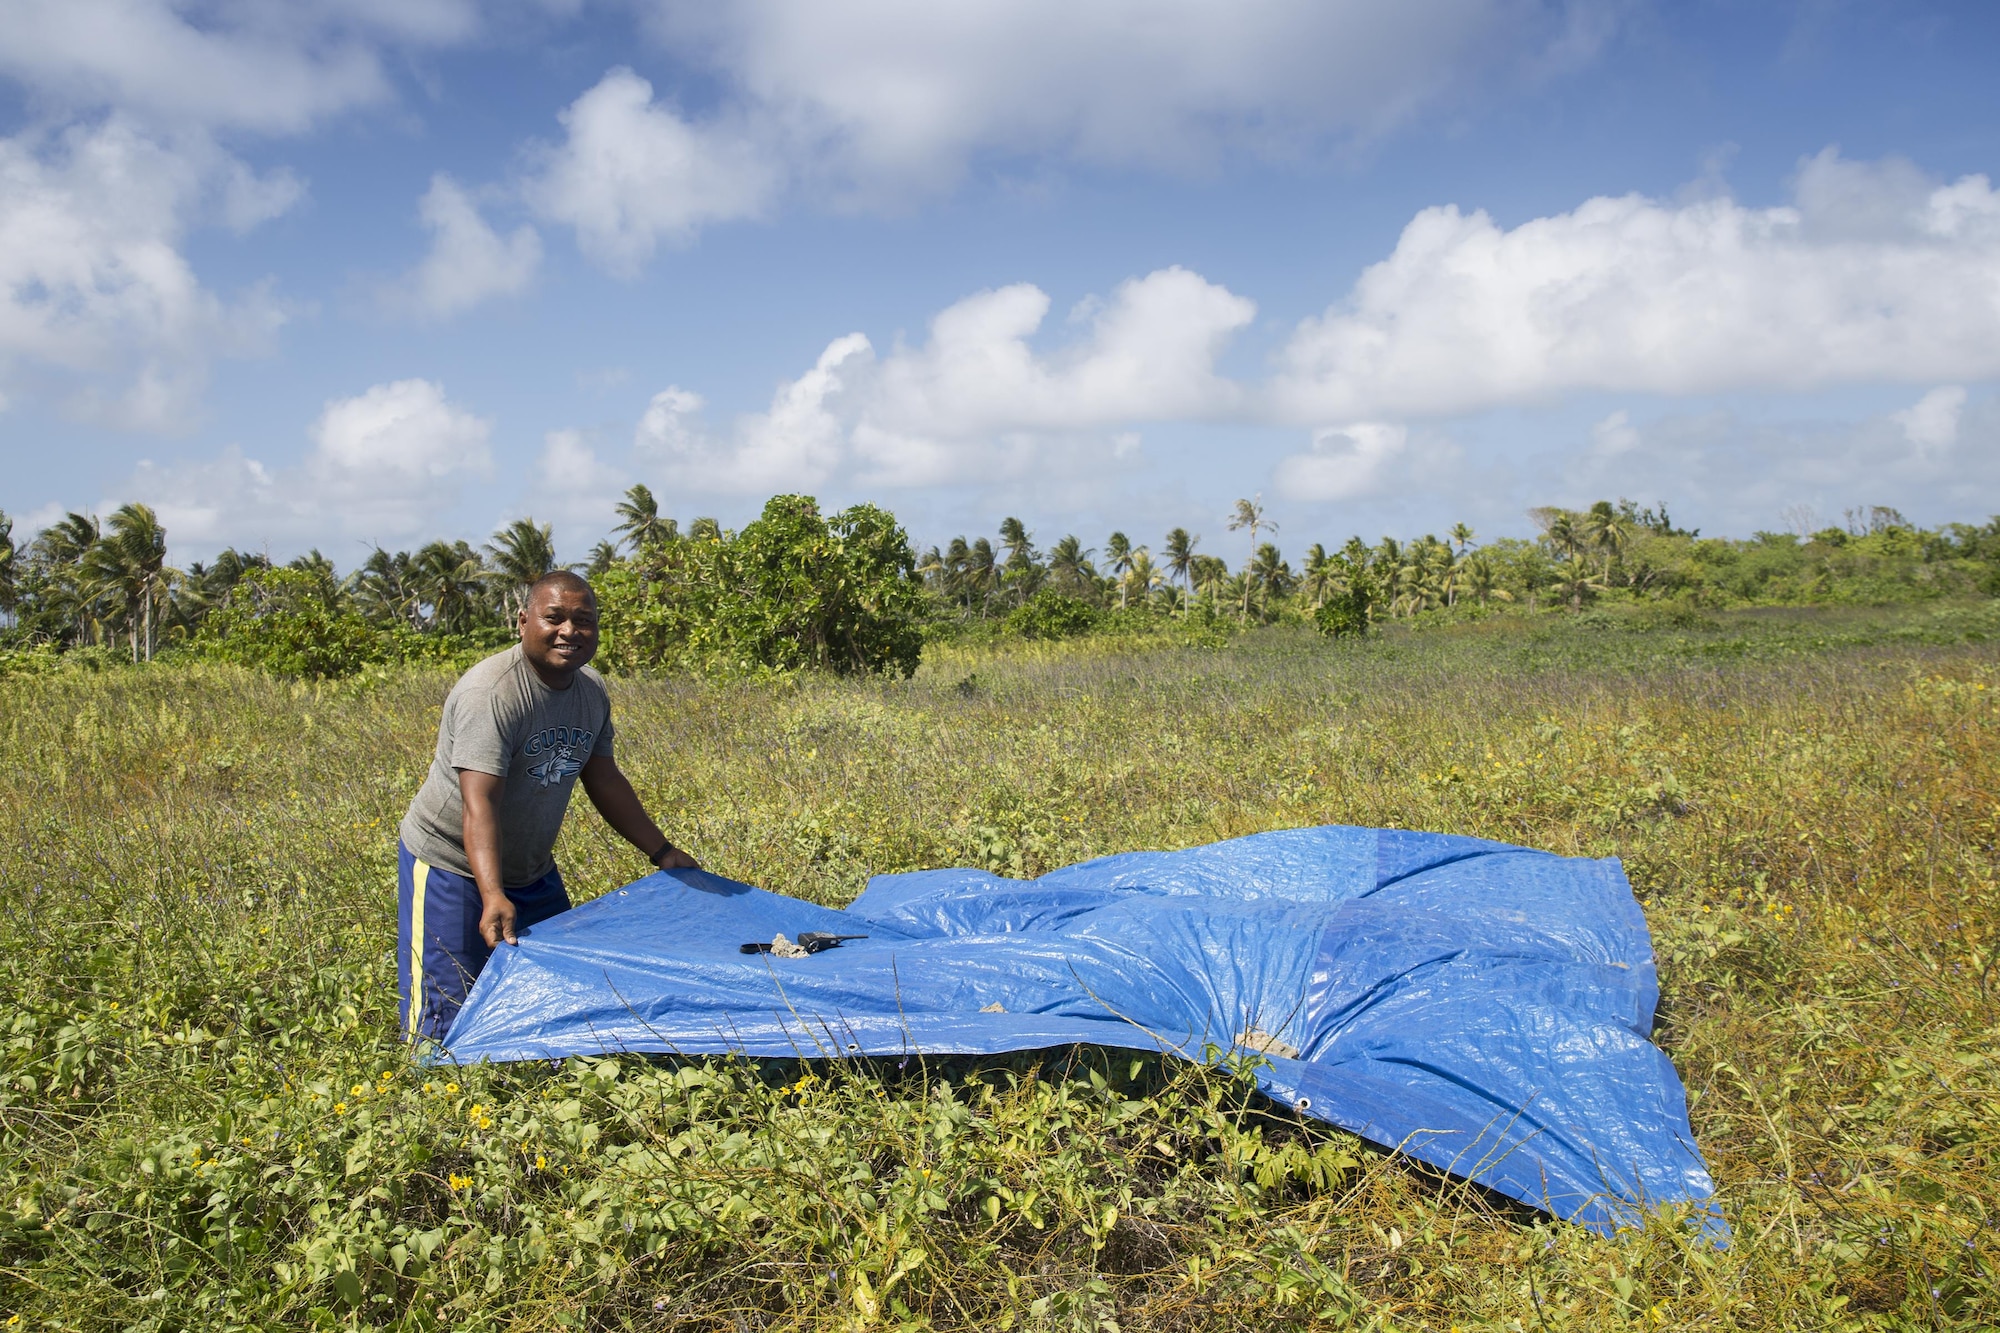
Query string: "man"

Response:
xmin=396 ymin=569 xmax=699 ymax=1042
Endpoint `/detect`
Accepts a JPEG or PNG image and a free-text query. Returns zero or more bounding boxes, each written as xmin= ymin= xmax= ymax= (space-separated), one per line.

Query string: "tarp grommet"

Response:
xmin=1296 ymin=1096 xmax=1312 ymax=1111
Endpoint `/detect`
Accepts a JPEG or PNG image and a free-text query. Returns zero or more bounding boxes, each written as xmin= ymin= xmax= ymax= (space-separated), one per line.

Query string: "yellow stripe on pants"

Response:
xmin=407 ymin=858 xmax=433 ymax=1041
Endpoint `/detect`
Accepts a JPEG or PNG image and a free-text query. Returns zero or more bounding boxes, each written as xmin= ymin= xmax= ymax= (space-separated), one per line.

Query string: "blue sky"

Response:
xmin=2 ymin=0 xmax=1998 ymax=570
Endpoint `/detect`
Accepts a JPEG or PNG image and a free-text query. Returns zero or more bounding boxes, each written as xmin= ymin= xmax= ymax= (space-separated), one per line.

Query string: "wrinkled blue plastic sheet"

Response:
xmin=443 ymin=825 xmax=1719 ymax=1233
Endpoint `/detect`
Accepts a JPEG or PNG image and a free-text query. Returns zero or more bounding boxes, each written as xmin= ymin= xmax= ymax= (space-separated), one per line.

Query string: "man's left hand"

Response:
xmin=654 ymin=843 xmax=701 ymax=871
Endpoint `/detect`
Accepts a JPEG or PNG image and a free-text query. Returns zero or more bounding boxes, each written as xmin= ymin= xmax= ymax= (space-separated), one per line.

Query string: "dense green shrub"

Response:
xmin=197 ymin=568 xmax=388 ymax=679
xmin=381 ymin=624 xmax=515 ymax=670
xmin=728 ymin=495 xmax=926 ymax=675
xmin=1314 ymin=580 xmax=1374 ymax=637
xmin=1004 ymin=589 xmax=1102 ymax=640
xmin=0 ymin=643 xmax=61 ymax=679
xmin=598 ymin=495 xmax=925 ymax=678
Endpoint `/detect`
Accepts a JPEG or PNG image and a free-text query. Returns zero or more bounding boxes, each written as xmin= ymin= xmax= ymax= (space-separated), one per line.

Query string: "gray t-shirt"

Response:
xmin=399 ymin=644 xmax=616 ymax=886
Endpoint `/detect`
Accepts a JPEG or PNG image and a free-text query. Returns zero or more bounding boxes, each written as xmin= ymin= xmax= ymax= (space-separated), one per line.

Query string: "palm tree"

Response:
xmin=82 ymin=503 xmax=172 ymax=661
xmin=915 ymin=545 xmax=946 ymax=592
xmin=1299 ymin=543 xmax=1333 ymax=610
xmin=1189 ymin=554 xmax=1231 ymax=608
xmin=1163 ymin=527 xmax=1197 ymax=614
xmin=211 ymin=547 xmax=268 ymax=588
xmin=614 ymin=483 xmax=678 ymax=554
xmin=1371 ymin=537 xmax=1404 ymax=616
xmin=964 ymin=538 xmax=998 ymax=616
xmin=485 ymin=518 xmax=558 ymax=618
xmin=1227 ymin=500 xmax=1277 ymax=617
xmin=32 ymin=513 xmax=100 ymax=642
xmin=38 ymin=513 xmax=101 ymax=565
xmin=1582 ymin=500 xmax=1631 ymax=582
xmin=1543 ymin=510 xmax=1583 ymax=561
xmin=587 ymin=540 xmax=621 ymax=578
xmin=1123 ymin=548 xmax=1163 ymax=608
xmin=1219 ymin=568 xmax=1251 ymax=619
xmin=1551 ymin=551 xmax=1605 ymax=611
xmin=941 ymin=536 xmax=972 ymax=606
xmin=172 ymin=547 xmax=269 ymax=636
xmin=1247 ymin=542 xmax=1293 ymax=619
xmin=997 ymin=517 xmax=1036 ymax=568
xmin=1227 ymin=497 xmax=1272 ymax=547
xmin=1104 ymin=532 xmax=1135 ymax=609
xmin=288 ymin=549 xmax=337 ymax=583
xmin=348 ymin=547 xmax=421 ymax=627
xmin=1046 ymin=535 xmax=1097 ymax=595
xmin=996 ymin=517 xmax=1042 ymax=606
xmin=688 ymin=516 xmax=723 ymax=542
xmin=1396 ymin=537 xmax=1452 ymax=615
xmin=1461 ymin=551 xmax=1514 ymax=606
xmin=413 ymin=540 xmax=489 ymax=632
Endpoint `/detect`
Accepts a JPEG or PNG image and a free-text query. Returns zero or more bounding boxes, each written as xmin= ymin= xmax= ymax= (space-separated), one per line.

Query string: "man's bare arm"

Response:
xmin=457 ymin=769 xmax=517 ymax=948
xmin=581 ymin=753 xmax=700 ymax=870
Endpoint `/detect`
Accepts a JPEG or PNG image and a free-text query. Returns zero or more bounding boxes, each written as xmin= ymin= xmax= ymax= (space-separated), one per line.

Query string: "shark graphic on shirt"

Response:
xmin=523 ymin=725 xmax=595 ymax=789
xmin=527 ymin=747 xmax=585 ymax=788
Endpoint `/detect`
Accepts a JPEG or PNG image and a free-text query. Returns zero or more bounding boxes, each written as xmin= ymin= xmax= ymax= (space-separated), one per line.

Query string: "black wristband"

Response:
xmin=649 ymin=840 xmax=676 ymax=867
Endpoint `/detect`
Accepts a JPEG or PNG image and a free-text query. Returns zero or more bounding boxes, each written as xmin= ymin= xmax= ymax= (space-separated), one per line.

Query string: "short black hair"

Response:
xmin=525 ymin=569 xmax=594 ymax=604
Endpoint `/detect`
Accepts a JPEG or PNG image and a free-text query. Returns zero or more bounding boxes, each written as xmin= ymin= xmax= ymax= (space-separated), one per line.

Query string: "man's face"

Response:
xmin=518 ymin=583 xmax=600 ymax=677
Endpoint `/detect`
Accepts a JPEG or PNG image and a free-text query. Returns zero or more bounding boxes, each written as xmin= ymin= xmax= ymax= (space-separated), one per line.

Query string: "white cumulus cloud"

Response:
xmin=0 ymin=118 xmax=294 ymax=431
xmin=532 ymin=427 xmax=629 ymax=532
xmin=636 ymin=336 xmax=868 ymax=493
xmin=538 ymin=427 xmax=619 ymax=491
xmin=634 ymin=386 xmax=707 ymax=455
xmin=524 ymin=68 xmax=779 ymax=276
xmin=649 ymin=0 xmax=1606 ymax=196
xmin=877 ymin=267 xmax=1251 ymax=436
xmin=0 ymin=0 xmax=477 ymax=134
xmin=1273 ymin=422 xmax=1409 ymax=502
xmin=0 ymin=0 xmax=511 ymax=422
xmin=1892 ymin=385 xmax=1967 ymax=458
xmin=1544 ymin=392 xmax=2000 ymax=536
xmin=309 ymin=378 xmax=492 ymax=489
xmin=1271 ymin=150 xmax=2000 ymax=422
xmin=400 ymin=174 xmax=541 ymax=320
xmin=121 ymin=378 xmax=494 ymax=549
xmin=632 ymin=267 xmax=1254 ymax=492
xmin=525 ymin=3 xmax=1608 ymax=267
xmin=852 ymin=267 xmax=1253 ymax=486
xmin=1589 ymin=409 xmax=1642 ymax=458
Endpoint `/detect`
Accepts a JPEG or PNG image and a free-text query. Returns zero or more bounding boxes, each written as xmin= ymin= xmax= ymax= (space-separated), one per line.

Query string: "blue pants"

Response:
xmin=397 ymin=841 xmax=571 ymax=1044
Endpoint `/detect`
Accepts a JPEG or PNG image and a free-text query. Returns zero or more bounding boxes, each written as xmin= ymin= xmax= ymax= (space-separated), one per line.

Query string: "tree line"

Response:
xmin=919 ymin=498 xmax=2000 ymax=630
xmin=1 ymin=490 xmax=1996 ymax=678
xmin=0 ymin=506 xmax=568 ymax=666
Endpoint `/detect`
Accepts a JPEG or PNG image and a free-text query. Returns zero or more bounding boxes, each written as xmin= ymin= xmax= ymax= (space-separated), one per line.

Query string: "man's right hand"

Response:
xmin=479 ymin=891 xmax=518 ymax=948
xmin=459 ymin=768 xmax=515 ymax=948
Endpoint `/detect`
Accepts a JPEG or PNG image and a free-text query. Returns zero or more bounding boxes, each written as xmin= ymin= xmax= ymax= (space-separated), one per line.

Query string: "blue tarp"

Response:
xmin=444 ymin=825 xmax=1718 ymax=1233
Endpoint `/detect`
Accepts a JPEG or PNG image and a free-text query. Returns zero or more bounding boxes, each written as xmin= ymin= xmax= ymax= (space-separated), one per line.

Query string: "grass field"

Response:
xmin=2 ymin=602 xmax=1997 ymax=1330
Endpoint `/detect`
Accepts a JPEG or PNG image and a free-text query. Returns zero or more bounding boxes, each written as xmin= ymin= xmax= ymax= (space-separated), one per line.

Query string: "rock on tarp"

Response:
xmin=442 ymin=825 xmax=1718 ymax=1234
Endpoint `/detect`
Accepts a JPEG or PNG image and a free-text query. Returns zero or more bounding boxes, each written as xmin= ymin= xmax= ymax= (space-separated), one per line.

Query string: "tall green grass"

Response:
xmin=2 ymin=604 xmax=1996 ymax=1329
